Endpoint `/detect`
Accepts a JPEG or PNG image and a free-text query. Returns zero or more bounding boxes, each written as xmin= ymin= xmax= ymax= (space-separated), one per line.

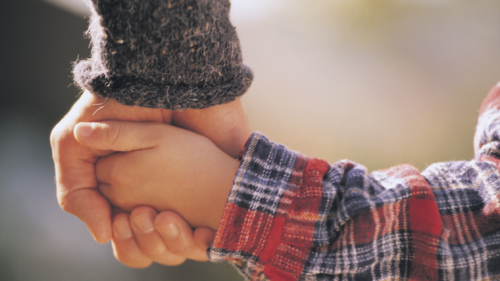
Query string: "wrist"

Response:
xmin=205 ymin=155 xmax=240 ymax=231
xmin=171 ymin=135 xmax=240 ymax=231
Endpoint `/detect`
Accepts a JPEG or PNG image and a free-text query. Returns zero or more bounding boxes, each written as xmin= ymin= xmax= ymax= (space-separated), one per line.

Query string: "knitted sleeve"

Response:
xmin=73 ymin=0 xmax=252 ymax=110
xmin=208 ymin=85 xmax=500 ymax=281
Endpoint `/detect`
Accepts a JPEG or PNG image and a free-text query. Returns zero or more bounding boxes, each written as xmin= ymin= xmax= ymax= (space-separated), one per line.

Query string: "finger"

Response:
xmin=111 ymin=213 xmax=153 ymax=268
xmin=74 ymin=121 xmax=164 ymax=152
xmin=51 ymin=111 xmax=114 ymax=244
xmin=154 ymin=211 xmax=211 ymax=261
xmin=51 ymin=92 xmax=173 ymax=246
xmin=193 ymin=227 xmax=216 ymax=251
xmin=130 ymin=206 xmax=186 ymax=265
xmin=59 ymin=188 xmax=112 ymax=244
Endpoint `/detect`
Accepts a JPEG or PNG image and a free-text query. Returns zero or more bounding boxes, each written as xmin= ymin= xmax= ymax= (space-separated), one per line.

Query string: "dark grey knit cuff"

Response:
xmin=73 ymin=0 xmax=253 ymax=110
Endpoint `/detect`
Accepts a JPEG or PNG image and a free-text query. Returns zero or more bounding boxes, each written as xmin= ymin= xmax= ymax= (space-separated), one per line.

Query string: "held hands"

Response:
xmin=110 ymin=206 xmax=216 ymax=267
xmin=74 ymin=121 xmax=240 ymax=266
xmin=50 ymin=91 xmax=173 ymax=244
xmin=50 ymin=90 xmax=250 ymax=267
xmin=75 ymin=121 xmax=238 ymax=230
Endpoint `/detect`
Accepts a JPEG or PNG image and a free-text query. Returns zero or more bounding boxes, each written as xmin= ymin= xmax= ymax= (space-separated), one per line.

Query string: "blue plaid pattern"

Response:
xmin=209 ymin=85 xmax=500 ymax=281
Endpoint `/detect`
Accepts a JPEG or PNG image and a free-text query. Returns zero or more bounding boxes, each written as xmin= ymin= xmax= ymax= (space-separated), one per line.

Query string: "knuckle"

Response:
xmin=58 ymin=192 xmax=75 ymax=214
xmin=49 ymin=122 xmax=67 ymax=149
xmin=59 ymin=197 xmax=71 ymax=213
xmin=49 ymin=125 xmax=60 ymax=147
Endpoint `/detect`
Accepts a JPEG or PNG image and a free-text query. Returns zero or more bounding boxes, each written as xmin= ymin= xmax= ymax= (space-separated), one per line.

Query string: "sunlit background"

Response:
xmin=1 ymin=0 xmax=500 ymax=280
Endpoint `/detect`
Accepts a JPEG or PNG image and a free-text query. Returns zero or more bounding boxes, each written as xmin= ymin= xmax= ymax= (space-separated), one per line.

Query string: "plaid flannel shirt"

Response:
xmin=208 ymin=85 xmax=500 ymax=281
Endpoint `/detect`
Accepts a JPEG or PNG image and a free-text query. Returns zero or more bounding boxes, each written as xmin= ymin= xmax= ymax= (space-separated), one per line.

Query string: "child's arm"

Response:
xmin=75 ymin=121 xmax=240 ymax=231
xmin=76 ymin=84 xmax=500 ymax=280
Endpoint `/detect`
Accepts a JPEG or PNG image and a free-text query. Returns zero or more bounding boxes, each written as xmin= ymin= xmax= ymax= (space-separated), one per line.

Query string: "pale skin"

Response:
xmin=50 ymin=90 xmax=250 ymax=267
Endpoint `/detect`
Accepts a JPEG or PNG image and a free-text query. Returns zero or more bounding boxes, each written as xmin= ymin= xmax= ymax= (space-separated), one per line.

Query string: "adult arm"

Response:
xmin=54 ymin=0 xmax=253 ymax=267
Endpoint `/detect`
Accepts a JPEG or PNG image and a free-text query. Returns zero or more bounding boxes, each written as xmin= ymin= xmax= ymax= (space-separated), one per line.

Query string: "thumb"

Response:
xmin=74 ymin=121 xmax=161 ymax=151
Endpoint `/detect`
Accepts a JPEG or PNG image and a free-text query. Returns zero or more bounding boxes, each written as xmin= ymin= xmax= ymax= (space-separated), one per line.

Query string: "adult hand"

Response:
xmin=51 ymin=90 xmax=250 ymax=265
xmin=51 ymin=90 xmax=173 ymax=244
xmin=75 ymin=120 xmax=237 ymax=229
xmin=107 ymin=101 xmax=250 ymax=266
xmin=111 ymin=207 xmax=215 ymax=267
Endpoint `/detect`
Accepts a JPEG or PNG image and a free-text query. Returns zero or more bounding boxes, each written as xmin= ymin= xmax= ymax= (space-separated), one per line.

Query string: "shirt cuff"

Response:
xmin=208 ymin=132 xmax=329 ymax=280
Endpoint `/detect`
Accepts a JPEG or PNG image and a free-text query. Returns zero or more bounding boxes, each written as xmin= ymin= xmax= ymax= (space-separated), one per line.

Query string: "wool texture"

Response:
xmin=73 ymin=0 xmax=253 ymax=109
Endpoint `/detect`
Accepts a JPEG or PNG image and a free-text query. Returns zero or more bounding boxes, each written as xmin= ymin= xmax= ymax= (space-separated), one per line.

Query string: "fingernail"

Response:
xmin=157 ymin=223 xmax=180 ymax=240
xmin=113 ymin=218 xmax=133 ymax=239
xmin=132 ymin=213 xmax=155 ymax=234
xmin=76 ymin=123 xmax=93 ymax=138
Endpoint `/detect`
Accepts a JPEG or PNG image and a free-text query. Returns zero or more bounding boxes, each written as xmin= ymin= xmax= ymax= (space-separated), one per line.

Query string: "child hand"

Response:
xmin=75 ymin=120 xmax=240 ymax=231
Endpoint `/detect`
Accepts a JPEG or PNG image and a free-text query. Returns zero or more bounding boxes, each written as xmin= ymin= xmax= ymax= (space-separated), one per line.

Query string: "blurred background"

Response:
xmin=1 ymin=0 xmax=500 ymax=280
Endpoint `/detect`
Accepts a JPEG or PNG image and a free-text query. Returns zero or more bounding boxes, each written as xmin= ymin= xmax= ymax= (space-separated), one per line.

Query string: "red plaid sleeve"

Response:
xmin=209 ymin=132 xmax=330 ymax=280
xmin=209 ymin=83 xmax=500 ymax=281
